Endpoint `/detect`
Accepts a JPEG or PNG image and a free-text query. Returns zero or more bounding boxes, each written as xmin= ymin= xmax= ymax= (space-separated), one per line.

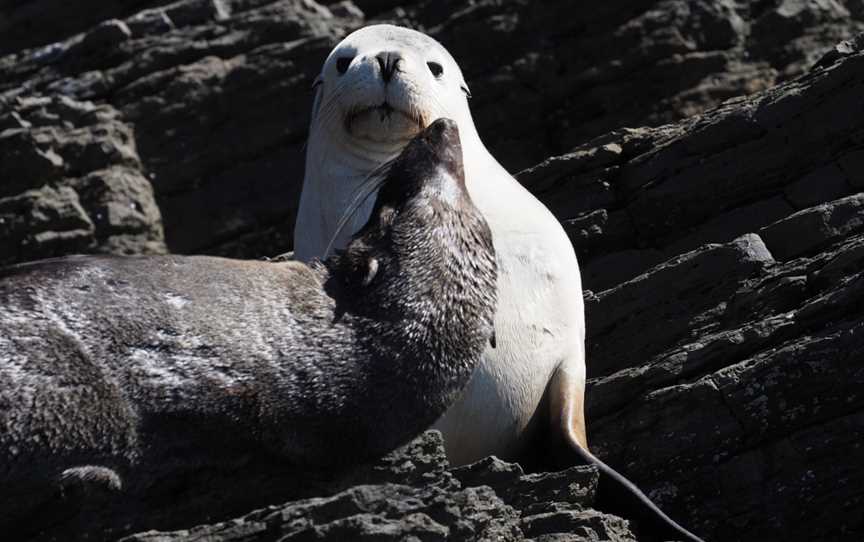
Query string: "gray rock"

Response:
xmin=79 ymin=19 xmax=133 ymax=52
xmin=521 ymin=36 xmax=864 ymax=542
xmin=0 ymin=128 xmax=65 ymax=195
xmin=521 ymin=509 xmax=635 ymax=542
xmin=838 ymin=148 xmax=864 ymax=188
xmin=0 ymin=95 xmax=165 ymax=263
xmin=528 ymin=36 xmax=864 ymax=290
xmin=587 ymin=234 xmax=774 ymax=377
xmin=0 ymin=1 xmax=162 ymax=56
xmin=813 ymin=30 xmax=864 ymax=69
xmin=0 ymin=0 xmax=359 ymax=258
xmin=760 ymin=193 xmax=864 ymax=261
xmin=3 ymin=1 xmax=863 ymax=256
xmin=109 ymin=432 xmax=624 ymax=542
xmin=0 ymin=185 xmax=94 ymax=263
xmin=121 ymin=484 xmax=516 ymax=542
xmin=784 ymin=164 xmax=851 ymax=209
xmin=452 ymin=457 xmax=599 ymax=510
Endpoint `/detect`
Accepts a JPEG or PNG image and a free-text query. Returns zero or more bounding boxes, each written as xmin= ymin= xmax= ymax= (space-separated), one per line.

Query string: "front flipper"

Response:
xmin=548 ymin=365 xmax=705 ymax=542
xmin=58 ymin=465 xmax=123 ymax=498
xmin=2 ymin=464 xmax=124 ymax=540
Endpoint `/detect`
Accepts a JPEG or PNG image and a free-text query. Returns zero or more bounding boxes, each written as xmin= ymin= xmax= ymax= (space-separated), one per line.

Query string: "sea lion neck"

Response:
xmin=374 ymin=118 xmax=466 ymax=208
xmin=323 ymin=119 xmax=494 ymax=369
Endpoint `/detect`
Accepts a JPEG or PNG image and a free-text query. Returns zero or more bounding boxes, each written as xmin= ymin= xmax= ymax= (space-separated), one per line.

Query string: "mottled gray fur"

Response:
xmin=0 ymin=119 xmax=496 ymax=535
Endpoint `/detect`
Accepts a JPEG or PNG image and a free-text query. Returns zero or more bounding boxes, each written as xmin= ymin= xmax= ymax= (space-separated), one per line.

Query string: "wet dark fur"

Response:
xmin=0 ymin=119 xmax=496 ymax=538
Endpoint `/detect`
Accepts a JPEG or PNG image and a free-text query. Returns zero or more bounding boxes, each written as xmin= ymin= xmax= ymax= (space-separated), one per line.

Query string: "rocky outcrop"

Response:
xmin=1 ymin=0 xmax=359 ymax=257
xmin=376 ymin=0 xmax=864 ymax=171
xmin=36 ymin=432 xmax=633 ymax=542
xmin=519 ymin=41 xmax=864 ymax=541
xmin=1 ymin=1 xmax=863 ymax=542
xmin=0 ymin=95 xmax=164 ymax=265
xmin=3 ymin=0 xmax=863 ymax=257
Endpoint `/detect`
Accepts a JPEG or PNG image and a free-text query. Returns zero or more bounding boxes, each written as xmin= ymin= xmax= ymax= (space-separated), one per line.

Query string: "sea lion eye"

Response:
xmin=427 ymin=61 xmax=443 ymax=78
xmin=336 ymin=56 xmax=353 ymax=75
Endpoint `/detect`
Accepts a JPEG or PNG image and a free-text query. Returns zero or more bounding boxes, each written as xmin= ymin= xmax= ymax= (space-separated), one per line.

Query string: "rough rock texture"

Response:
xmin=519 ymin=41 xmax=864 ymax=542
xmin=1 ymin=1 xmax=864 ymax=542
xmin=3 ymin=0 xmax=863 ymax=257
xmin=113 ymin=432 xmax=632 ymax=542
xmin=1 ymin=0 xmax=359 ymax=257
xmin=0 ymin=95 xmax=165 ymax=264
xmin=373 ymin=0 xmax=864 ymax=170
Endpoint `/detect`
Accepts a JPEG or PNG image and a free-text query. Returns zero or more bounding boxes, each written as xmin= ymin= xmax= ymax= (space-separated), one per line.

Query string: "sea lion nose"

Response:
xmin=376 ymin=52 xmax=401 ymax=83
xmin=425 ymin=118 xmax=459 ymax=148
xmin=423 ymin=118 xmax=463 ymax=182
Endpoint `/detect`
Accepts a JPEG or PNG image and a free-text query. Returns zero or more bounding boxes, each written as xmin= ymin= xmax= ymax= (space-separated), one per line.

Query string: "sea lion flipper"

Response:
xmin=58 ymin=465 xmax=123 ymax=498
xmin=549 ymin=363 xmax=588 ymax=452
xmin=0 ymin=465 xmax=124 ymax=539
xmin=547 ymin=365 xmax=705 ymax=542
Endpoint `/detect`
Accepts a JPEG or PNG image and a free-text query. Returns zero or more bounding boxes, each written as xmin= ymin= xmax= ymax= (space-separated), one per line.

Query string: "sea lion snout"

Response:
xmin=376 ymin=51 xmax=402 ymax=83
xmin=421 ymin=118 xmax=464 ymax=183
xmin=394 ymin=118 xmax=465 ymax=193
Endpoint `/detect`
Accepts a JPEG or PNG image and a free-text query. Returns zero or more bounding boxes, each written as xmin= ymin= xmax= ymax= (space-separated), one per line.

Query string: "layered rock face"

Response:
xmin=1 ymin=1 xmax=863 ymax=541
xmin=3 ymin=0 xmax=862 ymax=257
xmin=528 ymin=45 xmax=864 ymax=541
xmin=0 ymin=96 xmax=164 ymax=265
xmin=119 ymin=432 xmax=635 ymax=542
xmin=1 ymin=0 xmax=360 ymax=258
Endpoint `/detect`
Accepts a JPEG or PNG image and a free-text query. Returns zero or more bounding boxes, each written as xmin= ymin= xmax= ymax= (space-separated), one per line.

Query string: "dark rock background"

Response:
xmin=1 ymin=1 xmax=863 ymax=541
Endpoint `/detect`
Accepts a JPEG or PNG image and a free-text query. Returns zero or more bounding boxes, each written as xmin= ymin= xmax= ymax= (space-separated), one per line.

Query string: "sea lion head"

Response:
xmin=311 ymin=24 xmax=472 ymax=155
xmin=308 ymin=119 xmax=495 ymax=464
xmin=330 ymin=118 xmax=495 ymax=330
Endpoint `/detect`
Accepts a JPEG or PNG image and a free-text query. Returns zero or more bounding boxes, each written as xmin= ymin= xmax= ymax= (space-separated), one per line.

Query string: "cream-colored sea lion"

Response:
xmin=0 ymin=119 xmax=497 ymax=539
xmin=293 ymin=24 xmax=704 ymax=541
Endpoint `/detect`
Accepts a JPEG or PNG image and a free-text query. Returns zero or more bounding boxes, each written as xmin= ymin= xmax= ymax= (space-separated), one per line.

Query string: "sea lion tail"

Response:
xmin=549 ymin=365 xmax=704 ymax=541
xmin=567 ymin=443 xmax=706 ymax=542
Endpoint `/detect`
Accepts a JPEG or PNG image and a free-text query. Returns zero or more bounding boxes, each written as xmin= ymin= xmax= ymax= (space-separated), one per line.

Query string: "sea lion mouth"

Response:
xmin=378 ymin=102 xmax=395 ymax=120
xmin=344 ymin=102 xmax=426 ymax=142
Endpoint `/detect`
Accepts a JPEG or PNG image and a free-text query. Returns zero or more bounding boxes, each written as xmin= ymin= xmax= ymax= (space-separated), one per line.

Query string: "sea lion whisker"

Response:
xmin=323 ymin=158 xmax=396 ymax=258
xmin=314 ymin=82 xmax=353 ymax=133
xmin=316 ymin=95 xmax=345 ymax=134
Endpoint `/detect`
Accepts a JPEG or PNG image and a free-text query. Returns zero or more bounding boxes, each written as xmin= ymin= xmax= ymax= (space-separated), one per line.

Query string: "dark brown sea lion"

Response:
xmin=0 ymin=118 xmax=496 ymax=540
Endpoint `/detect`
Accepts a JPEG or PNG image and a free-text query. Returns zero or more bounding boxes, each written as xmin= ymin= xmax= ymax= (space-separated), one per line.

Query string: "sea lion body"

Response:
xmin=0 ymin=119 xmax=497 ymax=535
xmin=295 ymin=23 xmax=586 ymax=464
xmin=430 ymin=154 xmax=585 ymax=461
xmin=294 ymin=25 xmax=704 ymax=542
xmin=1 ymin=255 xmax=383 ymax=470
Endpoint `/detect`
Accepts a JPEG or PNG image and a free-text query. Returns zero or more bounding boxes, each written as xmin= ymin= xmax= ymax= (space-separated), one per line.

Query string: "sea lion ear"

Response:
xmin=460 ymin=82 xmax=472 ymax=99
xmin=362 ymin=257 xmax=379 ymax=286
xmin=310 ymin=76 xmax=324 ymax=118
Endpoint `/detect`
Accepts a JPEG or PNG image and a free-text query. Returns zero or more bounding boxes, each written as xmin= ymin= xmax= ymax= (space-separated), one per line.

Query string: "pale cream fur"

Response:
xmin=294 ymin=24 xmax=586 ymax=465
